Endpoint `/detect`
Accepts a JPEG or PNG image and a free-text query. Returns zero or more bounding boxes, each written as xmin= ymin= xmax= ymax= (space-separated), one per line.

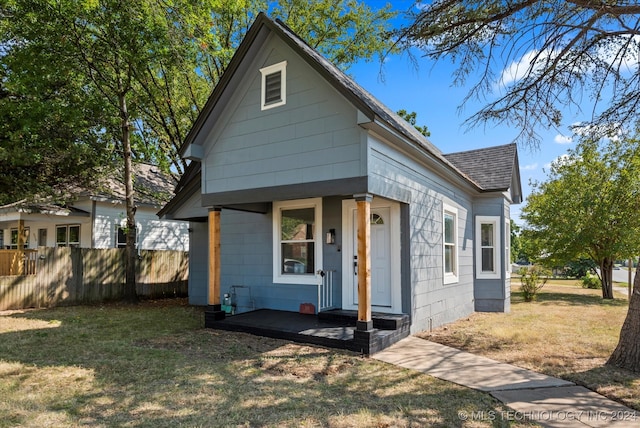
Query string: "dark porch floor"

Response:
xmin=205 ymin=308 xmax=410 ymax=354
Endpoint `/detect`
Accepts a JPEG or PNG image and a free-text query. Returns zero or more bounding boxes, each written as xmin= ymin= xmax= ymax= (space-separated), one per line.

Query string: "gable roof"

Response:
xmin=163 ymin=13 xmax=522 ymax=218
xmin=179 ymin=13 xmax=480 ymax=185
xmin=444 ymin=143 xmax=522 ymax=202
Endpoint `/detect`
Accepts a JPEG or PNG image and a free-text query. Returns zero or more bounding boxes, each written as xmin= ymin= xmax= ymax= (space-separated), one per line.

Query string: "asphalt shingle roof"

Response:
xmin=444 ymin=143 xmax=518 ymax=191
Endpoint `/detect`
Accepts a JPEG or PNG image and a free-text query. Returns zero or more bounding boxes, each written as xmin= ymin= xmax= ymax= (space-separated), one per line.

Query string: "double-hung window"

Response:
xmin=443 ymin=204 xmax=458 ymax=284
xmin=260 ymin=61 xmax=287 ymax=110
xmin=56 ymin=225 xmax=80 ymax=247
xmin=273 ymin=198 xmax=322 ymax=285
xmin=475 ymin=216 xmax=501 ymax=279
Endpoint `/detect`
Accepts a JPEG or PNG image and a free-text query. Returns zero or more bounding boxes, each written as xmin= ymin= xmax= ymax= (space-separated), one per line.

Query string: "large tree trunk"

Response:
xmin=607 ymin=259 xmax=640 ymax=371
xmin=119 ymin=90 xmax=138 ymax=303
xmin=599 ymin=258 xmax=614 ymax=299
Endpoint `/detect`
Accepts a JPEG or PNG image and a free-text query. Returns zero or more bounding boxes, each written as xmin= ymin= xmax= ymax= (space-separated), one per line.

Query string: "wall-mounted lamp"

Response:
xmin=326 ymin=228 xmax=336 ymax=245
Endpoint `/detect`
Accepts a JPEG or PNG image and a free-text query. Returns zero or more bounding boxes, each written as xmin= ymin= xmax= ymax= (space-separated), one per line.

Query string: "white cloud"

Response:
xmin=498 ymin=49 xmax=557 ymax=87
xmin=554 ymin=134 xmax=573 ymax=144
xmin=521 ymin=163 xmax=538 ymax=171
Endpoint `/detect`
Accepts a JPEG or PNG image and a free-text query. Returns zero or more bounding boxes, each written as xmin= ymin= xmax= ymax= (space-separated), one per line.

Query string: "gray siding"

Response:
xmin=188 ymin=221 xmax=209 ymax=305
xmin=367 ymin=135 xmax=475 ymax=333
xmin=203 ymin=36 xmax=365 ymax=196
xmin=187 ymin=199 xmax=345 ymax=313
xmin=473 ymin=197 xmax=510 ymax=312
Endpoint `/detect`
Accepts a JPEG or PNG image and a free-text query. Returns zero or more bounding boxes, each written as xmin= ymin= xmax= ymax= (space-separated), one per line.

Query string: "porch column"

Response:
xmin=205 ymin=207 xmax=225 ymax=325
xmin=355 ymin=193 xmax=373 ymax=331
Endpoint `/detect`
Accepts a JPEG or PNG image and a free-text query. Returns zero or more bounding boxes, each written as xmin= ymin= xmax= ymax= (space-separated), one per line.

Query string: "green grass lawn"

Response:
xmin=421 ymin=279 xmax=640 ymax=411
xmin=0 ymin=300 xmax=527 ymax=427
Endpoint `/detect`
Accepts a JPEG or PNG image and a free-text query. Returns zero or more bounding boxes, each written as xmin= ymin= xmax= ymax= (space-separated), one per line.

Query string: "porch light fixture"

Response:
xmin=326 ymin=228 xmax=336 ymax=245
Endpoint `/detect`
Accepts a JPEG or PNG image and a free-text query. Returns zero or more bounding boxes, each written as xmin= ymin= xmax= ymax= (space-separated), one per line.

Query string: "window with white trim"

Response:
xmin=56 ymin=225 xmax=80 ymax=247
xmin=273 ymin=198 xmax=322 ymax=285
xmin=260 ymin=61 xmax=287 ymax=110
xmin=443 ymin=204 xmax=458 ymax=284
xmin=475 ymin=216 xmax=501 ymax=279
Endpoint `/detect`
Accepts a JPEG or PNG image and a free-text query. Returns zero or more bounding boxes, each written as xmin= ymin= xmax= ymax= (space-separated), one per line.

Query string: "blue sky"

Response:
xmin=348 ymin=1 xmax=584 ymax=225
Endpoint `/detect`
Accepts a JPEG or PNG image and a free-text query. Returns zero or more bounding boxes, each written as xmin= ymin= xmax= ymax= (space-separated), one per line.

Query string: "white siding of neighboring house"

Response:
xmin=92 ymin=202 xmax=188 ymax=251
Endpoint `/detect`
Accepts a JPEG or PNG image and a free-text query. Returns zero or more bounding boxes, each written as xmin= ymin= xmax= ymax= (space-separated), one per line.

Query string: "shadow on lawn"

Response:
xmin=512 ymin=290 xmax=629 ymax=307
xmin=0 ymin=302 xmax=514 ymax=427
xmin=567 ymin=365 xmax=640 ymax=410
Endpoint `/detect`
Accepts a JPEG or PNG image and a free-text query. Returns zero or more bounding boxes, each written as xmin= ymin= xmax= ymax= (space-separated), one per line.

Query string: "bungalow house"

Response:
xmin=0 ymin=163 xmax=189 ymax=251
xmin=159 ymin=13 xmax=522 ymax=354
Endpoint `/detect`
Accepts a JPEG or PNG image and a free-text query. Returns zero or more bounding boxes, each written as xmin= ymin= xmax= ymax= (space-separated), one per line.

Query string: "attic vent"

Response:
xmin=260 ymin=61 xmax=287 ymax=110
xmin=264 ymin=71 xmax=281 ymax=104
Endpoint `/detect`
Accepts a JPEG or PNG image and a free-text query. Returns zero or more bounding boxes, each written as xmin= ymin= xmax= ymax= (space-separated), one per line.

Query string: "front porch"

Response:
xmin=205 ymin=308 xmax=410 ymax=355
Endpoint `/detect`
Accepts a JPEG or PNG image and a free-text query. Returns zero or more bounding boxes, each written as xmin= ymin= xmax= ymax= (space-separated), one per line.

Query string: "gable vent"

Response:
xmin=260 ymin=61 xmax=287 ymax=110
xmin=264 ymin=71 xmax=282 ymax=105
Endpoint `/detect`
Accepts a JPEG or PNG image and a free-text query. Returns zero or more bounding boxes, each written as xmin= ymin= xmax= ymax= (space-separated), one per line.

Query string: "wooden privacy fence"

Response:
xmin=0 ymin=248 xmax=188 ymax=311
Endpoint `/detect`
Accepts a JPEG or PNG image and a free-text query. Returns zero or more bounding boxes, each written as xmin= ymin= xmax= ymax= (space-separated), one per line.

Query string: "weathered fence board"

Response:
xmin=0 ymin=248 xmax=188 ymax=310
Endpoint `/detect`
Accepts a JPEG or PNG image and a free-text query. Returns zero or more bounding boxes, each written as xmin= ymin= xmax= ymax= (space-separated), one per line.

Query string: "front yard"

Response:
xmin=0 ymin=300 xmax=521 ymax=427
xmin=421 ymin=279 xmax=640 ymax=411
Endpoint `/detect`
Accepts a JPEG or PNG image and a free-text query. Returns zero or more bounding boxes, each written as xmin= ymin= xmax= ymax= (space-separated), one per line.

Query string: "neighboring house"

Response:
xmin=0 ymin=163 xmax=189 ymax=251
xmin=159 ymin=14 xmax=522 ymax=352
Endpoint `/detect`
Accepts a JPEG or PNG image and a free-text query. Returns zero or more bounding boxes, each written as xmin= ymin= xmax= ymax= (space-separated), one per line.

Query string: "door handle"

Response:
xmin=353 ymin=255 xmax=357 ymax=275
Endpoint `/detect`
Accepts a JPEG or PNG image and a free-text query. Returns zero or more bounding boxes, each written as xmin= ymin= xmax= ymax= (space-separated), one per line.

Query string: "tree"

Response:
xmin=397 ymin=1 xmax=640 ymax=147
xmin=521 ymin=136 xmax=640 ymax=299
xmin=397 ymin=109 xmax=431 ymax=137
xmin=1 ymin=1 xmax=397 ymax=300
xmin=608 ymin=258 xmax=640 ymax=371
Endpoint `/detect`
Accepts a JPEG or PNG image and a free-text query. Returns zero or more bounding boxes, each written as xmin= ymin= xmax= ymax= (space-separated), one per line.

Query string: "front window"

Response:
xmin=56 ymin=225 xmax=80 ymax=247
xmin=476 ymin=216 xmax=501 ymax=279
xmin=273 ymin=198 xmax=322 ymax=285
xmin=443 ymin=204 xmax=458 ymax=284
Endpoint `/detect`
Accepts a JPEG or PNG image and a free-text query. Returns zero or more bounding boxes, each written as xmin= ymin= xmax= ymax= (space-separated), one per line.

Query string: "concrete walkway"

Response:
xmin=374 ymin=336 xmax=639 ymax=427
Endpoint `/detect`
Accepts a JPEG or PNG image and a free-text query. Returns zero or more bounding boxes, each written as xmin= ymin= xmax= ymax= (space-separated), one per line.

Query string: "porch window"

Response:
xmin=56 ymin=225 xmax=80 ymax=247
xmin=0 ymin=229 xmax=3 ymax=248
xmin=443 ymin=204 xmax=458 ymax=284
xmin=10 ymin=227 xmax=30 ymax=249
xmin=260 ymin=61 xmax=287 ymax=110
xmin=475 ymin=216 xmax=501 ymax=279
xmin=273 ymin=198 xmax=322 ymax=285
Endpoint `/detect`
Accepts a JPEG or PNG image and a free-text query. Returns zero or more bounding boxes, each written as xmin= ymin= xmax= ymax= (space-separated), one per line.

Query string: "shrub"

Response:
xmin=518 ymin=266 xmax=549 ymax=302
xmin=581 ymin=273 xmax=602 ymax=289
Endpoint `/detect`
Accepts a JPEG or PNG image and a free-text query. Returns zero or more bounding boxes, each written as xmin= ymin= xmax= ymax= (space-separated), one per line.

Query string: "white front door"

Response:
xmin=342 ymin=198 xmax=401 ymax=313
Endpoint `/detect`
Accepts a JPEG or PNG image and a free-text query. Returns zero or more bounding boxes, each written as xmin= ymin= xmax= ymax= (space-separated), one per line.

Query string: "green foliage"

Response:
xmin=396 ymin=109 xmax=431 ymax=137
xmin=399 ymin=1 xmax=640 ymax=147
xmin=565 ymin=259 xmax=597 ymax=279
xmin=0 ymin=0 xmax=398 ymax=202
xmin=521 ymin=136 xmax=640 ymax=297
xmin=518 ymin=266 xmax=549 ymax=302
xmin=581 ymin=273 xmax=602 ymax=290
